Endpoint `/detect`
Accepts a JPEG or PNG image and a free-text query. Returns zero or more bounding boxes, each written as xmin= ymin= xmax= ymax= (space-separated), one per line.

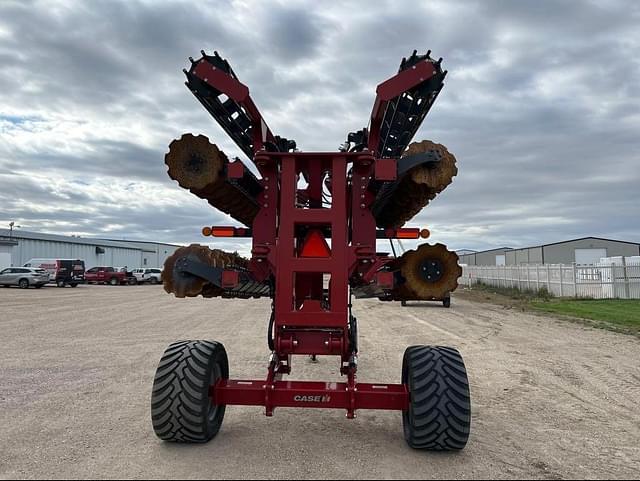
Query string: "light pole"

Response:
xmin=8 ymin=222 xmax=20 ymax=240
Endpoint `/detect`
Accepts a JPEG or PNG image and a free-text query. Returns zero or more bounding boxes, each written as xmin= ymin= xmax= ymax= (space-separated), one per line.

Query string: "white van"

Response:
xmin=23 ymin=259 xmax=57 ymax=280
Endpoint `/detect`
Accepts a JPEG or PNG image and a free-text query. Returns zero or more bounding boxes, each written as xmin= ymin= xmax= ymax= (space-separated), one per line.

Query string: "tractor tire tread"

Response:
xmin=151 ymin=340 xmax=227 ymax=443
xmin=403 ymin=345 xmax=471 ymax=451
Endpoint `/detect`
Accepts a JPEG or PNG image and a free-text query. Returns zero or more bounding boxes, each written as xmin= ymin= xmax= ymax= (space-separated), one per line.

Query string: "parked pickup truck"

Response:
xmin=85 ymin=266 xmax=129 ymax=285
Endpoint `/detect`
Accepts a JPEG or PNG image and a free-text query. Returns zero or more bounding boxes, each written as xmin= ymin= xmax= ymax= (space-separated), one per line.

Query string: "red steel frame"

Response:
xmin=194 ymin=58 xmax=440 ymax=418
xmin=209 ymin=151 xmax=408 ymax=418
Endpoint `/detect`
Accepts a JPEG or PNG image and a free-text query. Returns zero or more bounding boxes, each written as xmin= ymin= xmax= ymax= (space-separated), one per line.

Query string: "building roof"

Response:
xmin=460 ymin=247 xmax=513 ymax=255
xmin=508 ymin=236 xmax=640 ymax=252
xmin=95 ymin=238 xmax=181 ymax=248
xmin=0 ymin=228 xmax=158 ymax=251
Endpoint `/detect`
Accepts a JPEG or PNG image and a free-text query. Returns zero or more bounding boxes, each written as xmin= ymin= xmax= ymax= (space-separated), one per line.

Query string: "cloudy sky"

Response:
xmin=0 ymin=0 xmax=638 ymax=255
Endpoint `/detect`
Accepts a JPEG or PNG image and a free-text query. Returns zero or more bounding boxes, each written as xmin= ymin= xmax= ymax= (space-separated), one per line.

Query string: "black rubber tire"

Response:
xmin=70 ymin=283 xmax=78 ymax=288
xmin=35 ymin=284 xmax=44 ymax=289
xmin=267 ymin=310 xmax=275 ymax=351
xmin=57 ymin=280 xmax=65 ymax=288
xmin=401 ymin=300 xmax=407 ymax=307
xmin=349 ymin=315 xmax=358 ymax=354
xmin=19 ymin=279 xmax=29 ymax=289
xmin=443 ymin=297 xmax=451 ymax=308
xmin=151 ymin=340 xmax=228 ymax=443
xmin=402 ymin=346 xmax=471 ymax=451
xmin=149 ymin=277 xmax=159 ymax=285
xmin=109 ymin=277 xmax=118 ymax=286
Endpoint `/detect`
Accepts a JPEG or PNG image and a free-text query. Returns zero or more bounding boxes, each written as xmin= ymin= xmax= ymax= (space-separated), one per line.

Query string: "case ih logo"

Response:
xmin=294 ymin=395 xmax=331 ymax=403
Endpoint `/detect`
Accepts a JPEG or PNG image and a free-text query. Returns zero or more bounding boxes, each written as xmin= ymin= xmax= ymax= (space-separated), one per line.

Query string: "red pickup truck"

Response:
xmin=85 ymin=267 xmax=129 ymax=285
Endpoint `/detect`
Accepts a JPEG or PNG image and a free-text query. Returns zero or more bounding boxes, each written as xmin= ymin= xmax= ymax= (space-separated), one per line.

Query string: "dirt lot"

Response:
xmin=0 ymin=285 xmax=639 ymax=479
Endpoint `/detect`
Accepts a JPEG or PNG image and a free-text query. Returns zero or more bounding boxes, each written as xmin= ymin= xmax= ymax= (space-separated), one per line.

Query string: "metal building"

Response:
xmin=458 ymin=247 xmax=513 ymax=266
xmin=0 ymin=229 xmax=180 ymax=270
xmin=505 ymin=237 xmax=640 ymax=265
xmin=459 ymin=237 xmax=640 ymax=266
xmin=95 ymin=239 xmax=181 ymax=268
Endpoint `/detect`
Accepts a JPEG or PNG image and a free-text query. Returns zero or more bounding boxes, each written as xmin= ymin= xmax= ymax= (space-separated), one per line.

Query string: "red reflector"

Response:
xmin=396 ymin=228 xmax=420 ymax=239
xmin=300 ymin=229 xmax=331 ymax=258
xmin=211 ymin=227 xmax=236 ymax=237
xmin=202 ymin=226 xmax=213 ymax=237
xmin=376 ymin=271 xmax=394 ymax=289
xmin=227 ymin=161 xmax=245 ymax=179
xmin=221 ymin=270 xmax=239 ymax=289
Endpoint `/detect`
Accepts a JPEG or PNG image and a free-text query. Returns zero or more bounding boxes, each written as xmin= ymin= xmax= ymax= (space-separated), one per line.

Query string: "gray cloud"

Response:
xmin=0 ymin=0 xmax=639 ymax=254
xmin=262 ymin=4 xmax=329 ymax=61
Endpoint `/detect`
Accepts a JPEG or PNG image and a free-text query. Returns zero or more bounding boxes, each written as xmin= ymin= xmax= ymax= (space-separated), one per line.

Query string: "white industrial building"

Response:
xmin=459 ymin=237 xmax=640 ymax=266
xmin=0 ymin=229 xmax=180 ymax=270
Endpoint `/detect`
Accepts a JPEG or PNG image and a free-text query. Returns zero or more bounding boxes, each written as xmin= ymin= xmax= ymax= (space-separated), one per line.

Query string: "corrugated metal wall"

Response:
xmin=542 ymin=239 xmax=639 ymax=264
xmin=459 ymin=248 xmax=513 ymax=266
xmin=125 ymin=242 xmax=178 ymax=268
xmin=9 ymin=239 xmax=144 ymax=269
xmin=506 ymin=240 xmax=640 ymax=265
xmin=0 ymin=245 xmax=12 ymax=269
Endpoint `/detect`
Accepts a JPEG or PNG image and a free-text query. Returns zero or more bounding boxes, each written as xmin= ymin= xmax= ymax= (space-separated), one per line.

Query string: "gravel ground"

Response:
xmin=0 ymin=285 xmax=639 ymax=480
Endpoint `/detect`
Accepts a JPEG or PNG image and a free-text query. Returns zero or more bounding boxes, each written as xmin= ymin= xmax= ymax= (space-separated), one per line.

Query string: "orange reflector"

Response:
xmin=300 ymin=229 xmax=331 ymax=258
xmin=202 ymin=226 xmax=213 ymax=237
xmin=396 ymin=228 xmax=420 ymax=239
xmin=211 ymin=227 xmax=237 ymax=237
xmin=420 ymin=228 xmax=431 ymax=239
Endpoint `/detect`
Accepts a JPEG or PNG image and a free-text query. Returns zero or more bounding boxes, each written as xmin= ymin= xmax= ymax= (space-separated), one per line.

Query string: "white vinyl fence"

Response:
xmin=461 ymin=262 xmax=640 ymax=299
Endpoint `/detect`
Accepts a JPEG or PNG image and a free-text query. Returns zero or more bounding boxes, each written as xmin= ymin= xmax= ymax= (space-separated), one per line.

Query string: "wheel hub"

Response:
xmin=187 ymin=153 xmax=205 ymax=174
xmin=418 ymin=258 xmax=444 ymax=283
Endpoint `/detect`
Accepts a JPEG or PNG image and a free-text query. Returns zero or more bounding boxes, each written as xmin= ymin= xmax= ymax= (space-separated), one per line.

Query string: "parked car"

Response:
xmin=0 ymin=267 xmax=50 ymax=289
xmin=130 ymin=268 xmax=144 ymax=283
xmin=85 ymin=267 xmax=129 ymax=285
xmin=115 ymin=267 xmax=138 ymax=285
xmin=131 ymin=268 xmax=163 ymax=284
xmin=23 ymin=259 xmax=85 ymax=287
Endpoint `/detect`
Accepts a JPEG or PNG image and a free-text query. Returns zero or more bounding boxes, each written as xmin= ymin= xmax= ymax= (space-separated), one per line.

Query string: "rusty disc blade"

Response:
xmin=398 ymin=243 xmax=462 ymax=300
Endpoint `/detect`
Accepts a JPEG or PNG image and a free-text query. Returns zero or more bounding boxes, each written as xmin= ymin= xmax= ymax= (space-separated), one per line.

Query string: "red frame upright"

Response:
xmin=190 ymin=55 xmax=442 ymax=418
xmin=211 ymin=150 xmax=410 ymax=418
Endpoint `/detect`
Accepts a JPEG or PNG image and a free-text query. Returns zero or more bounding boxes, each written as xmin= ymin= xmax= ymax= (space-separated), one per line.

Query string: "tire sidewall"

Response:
xmin=401 ymin=346 xmax=416 ymax=443
xmin=204 ymin=345 xmax=229 ymax=440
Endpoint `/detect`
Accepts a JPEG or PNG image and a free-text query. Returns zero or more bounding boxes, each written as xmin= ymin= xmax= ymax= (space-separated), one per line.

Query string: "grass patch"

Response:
xmin=531 ymin=299 xmax=640 ymax=331
xmin=457 ymin=282 xmax=640 ymax=336
xmin=466 ymin=281 xmax=554 ymax=302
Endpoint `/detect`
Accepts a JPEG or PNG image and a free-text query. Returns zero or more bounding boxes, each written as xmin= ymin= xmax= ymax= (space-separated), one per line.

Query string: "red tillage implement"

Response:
xmin=152 ymin=50 xmax=470 ymax=450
